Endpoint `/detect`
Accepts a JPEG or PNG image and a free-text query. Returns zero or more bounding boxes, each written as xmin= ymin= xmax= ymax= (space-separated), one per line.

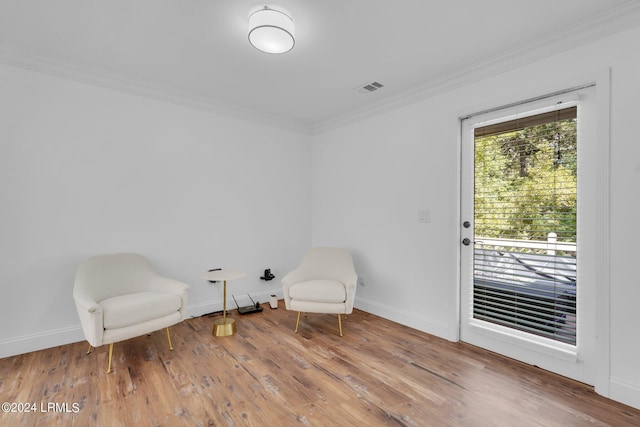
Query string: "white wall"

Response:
xmin=1 ymin=25 xmax=638 ymax=411
xmin=0 ymin=64 xmax=312 ymax=357
xmin=312 ymin=26 xmax=640 ymax=409
xmin=311 ymin=104 xmax=458 ymax=338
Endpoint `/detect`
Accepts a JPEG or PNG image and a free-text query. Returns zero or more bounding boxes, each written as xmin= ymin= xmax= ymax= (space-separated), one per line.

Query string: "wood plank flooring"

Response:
xmin=1 ymin=303 xmax=639 ymax=426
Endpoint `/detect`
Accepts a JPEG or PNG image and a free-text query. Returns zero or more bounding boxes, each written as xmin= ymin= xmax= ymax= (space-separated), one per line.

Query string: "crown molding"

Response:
xmin=2 ymin=1 xmax=639 ymax=137
xmin=311 ymin=1 xmax=640 ymax=135
xmin=0 ymin=46 xmax=312 ymax=135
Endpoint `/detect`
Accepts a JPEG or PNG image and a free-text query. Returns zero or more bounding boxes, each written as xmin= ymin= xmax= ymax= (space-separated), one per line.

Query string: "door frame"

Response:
xmin=452 ymin=68 xmax=611 ymax=396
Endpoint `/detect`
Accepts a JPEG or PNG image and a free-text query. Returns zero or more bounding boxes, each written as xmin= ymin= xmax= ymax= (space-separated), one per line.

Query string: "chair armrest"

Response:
xmin=343 ymin=272 xmax=358 ymax=313
xmin=72 ymin=290 xmax=104 ymax=347
xmin=73 ymin=294 xmax=101 ymax=314
xmin=281 ymin=268 xmax=306 ymax=310
xmin=345 ymin=272 xmax=358 ymax=289
xmin=148 ymin=276 xmax=190 ymax=317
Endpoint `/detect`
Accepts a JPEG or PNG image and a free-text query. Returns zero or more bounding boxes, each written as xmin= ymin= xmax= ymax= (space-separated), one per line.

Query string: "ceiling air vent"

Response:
xmin=355 ymin=81 xmax=384 ymax=94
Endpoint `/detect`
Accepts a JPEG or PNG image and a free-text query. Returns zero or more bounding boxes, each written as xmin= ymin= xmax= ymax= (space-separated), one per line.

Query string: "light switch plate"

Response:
xmin=418 ymin=209 xmax=431 ymax=223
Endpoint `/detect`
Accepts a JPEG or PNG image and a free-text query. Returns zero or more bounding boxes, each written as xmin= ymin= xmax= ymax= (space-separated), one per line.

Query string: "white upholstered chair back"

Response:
xmin=74 ymin=253 xmax=157 ymax=303
xmin=296 ymin=247 xmax=357 ymax=284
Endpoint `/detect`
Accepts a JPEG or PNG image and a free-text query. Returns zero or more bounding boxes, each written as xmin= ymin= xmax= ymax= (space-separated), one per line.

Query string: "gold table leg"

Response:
xmin=213 ymin=279 xmax=236 ymax=336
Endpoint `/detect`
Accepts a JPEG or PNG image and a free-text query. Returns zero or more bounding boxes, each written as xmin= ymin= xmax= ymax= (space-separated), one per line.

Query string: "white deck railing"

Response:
xmin=475 ymin=233 xmax=576 ymax=255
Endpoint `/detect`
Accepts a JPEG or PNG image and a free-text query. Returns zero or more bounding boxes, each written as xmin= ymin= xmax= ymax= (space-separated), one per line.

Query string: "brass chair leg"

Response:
xmin=86 ymin=344 xmax=93 ymax=355
xmin=295 ymin=312 xmax=301 ymax=333
xmin=106 ymin=343 xmax=114 ymax=374
xmin=337 ymin=314 xmax=343 ymax=337
xmin=166 ymin=327 xmax=174 ymax=351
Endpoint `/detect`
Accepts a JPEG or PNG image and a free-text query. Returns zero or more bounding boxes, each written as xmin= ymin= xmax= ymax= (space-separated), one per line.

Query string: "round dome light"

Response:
xmin=248 ymin=6 xmax=295 ymax=54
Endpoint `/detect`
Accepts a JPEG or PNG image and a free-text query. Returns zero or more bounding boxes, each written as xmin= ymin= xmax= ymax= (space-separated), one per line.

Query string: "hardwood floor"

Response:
xmin=1 ymin=304 xmax=638 ymax=426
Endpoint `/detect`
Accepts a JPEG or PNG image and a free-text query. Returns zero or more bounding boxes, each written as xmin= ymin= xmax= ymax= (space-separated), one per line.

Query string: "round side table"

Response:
xmin=203 ymin=269 xmax=246 ymax=336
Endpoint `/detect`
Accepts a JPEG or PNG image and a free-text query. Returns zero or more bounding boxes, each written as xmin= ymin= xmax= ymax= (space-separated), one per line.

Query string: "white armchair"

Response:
xmin=281 ymin=247 xmax=358 ymax=336
xmin=73 ymin=253 xmax=189 ymax=373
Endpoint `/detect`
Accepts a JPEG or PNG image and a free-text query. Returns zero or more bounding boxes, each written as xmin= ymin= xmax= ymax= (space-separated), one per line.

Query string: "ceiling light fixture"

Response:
xmin=248 ymin=6 xmax=295 ymax=54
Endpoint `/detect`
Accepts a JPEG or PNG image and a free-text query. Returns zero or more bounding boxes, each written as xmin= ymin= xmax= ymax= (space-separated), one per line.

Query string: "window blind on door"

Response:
xmin=472 ymin=106 xmax=577 ymax=345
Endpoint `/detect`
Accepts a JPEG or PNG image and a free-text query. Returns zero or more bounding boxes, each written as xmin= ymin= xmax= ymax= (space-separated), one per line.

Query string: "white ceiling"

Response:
xmin=1 ymin=0 xmax=640 ymax=132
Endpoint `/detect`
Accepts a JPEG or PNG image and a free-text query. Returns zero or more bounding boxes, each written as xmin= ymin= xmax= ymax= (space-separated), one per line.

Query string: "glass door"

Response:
xmin=460 ymin=88 xmax=597 ymax=384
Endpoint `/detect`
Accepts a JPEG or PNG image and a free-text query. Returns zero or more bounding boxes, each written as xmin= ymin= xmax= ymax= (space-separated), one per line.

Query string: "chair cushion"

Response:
xmin=289 ymin=280 xmax=346 ymax=303
xmin=100 ymin=291 xmax=182 ymax=329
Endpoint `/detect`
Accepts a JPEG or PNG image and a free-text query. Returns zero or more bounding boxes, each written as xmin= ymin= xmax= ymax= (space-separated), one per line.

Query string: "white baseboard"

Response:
xmin=610 ymin=376 xmax=640 ymax=410
xmin=0 ymin=290 xmax=285 ymax=360
xmin=0 ymin=325 xmax=85 ymax=359
xmin=354 ymin=296 xmax=450 ymax=340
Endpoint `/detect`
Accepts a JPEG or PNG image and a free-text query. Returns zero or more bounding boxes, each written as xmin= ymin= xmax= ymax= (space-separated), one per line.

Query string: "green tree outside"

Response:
xmin=474 ymin=119 xmax=577 ymax=251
